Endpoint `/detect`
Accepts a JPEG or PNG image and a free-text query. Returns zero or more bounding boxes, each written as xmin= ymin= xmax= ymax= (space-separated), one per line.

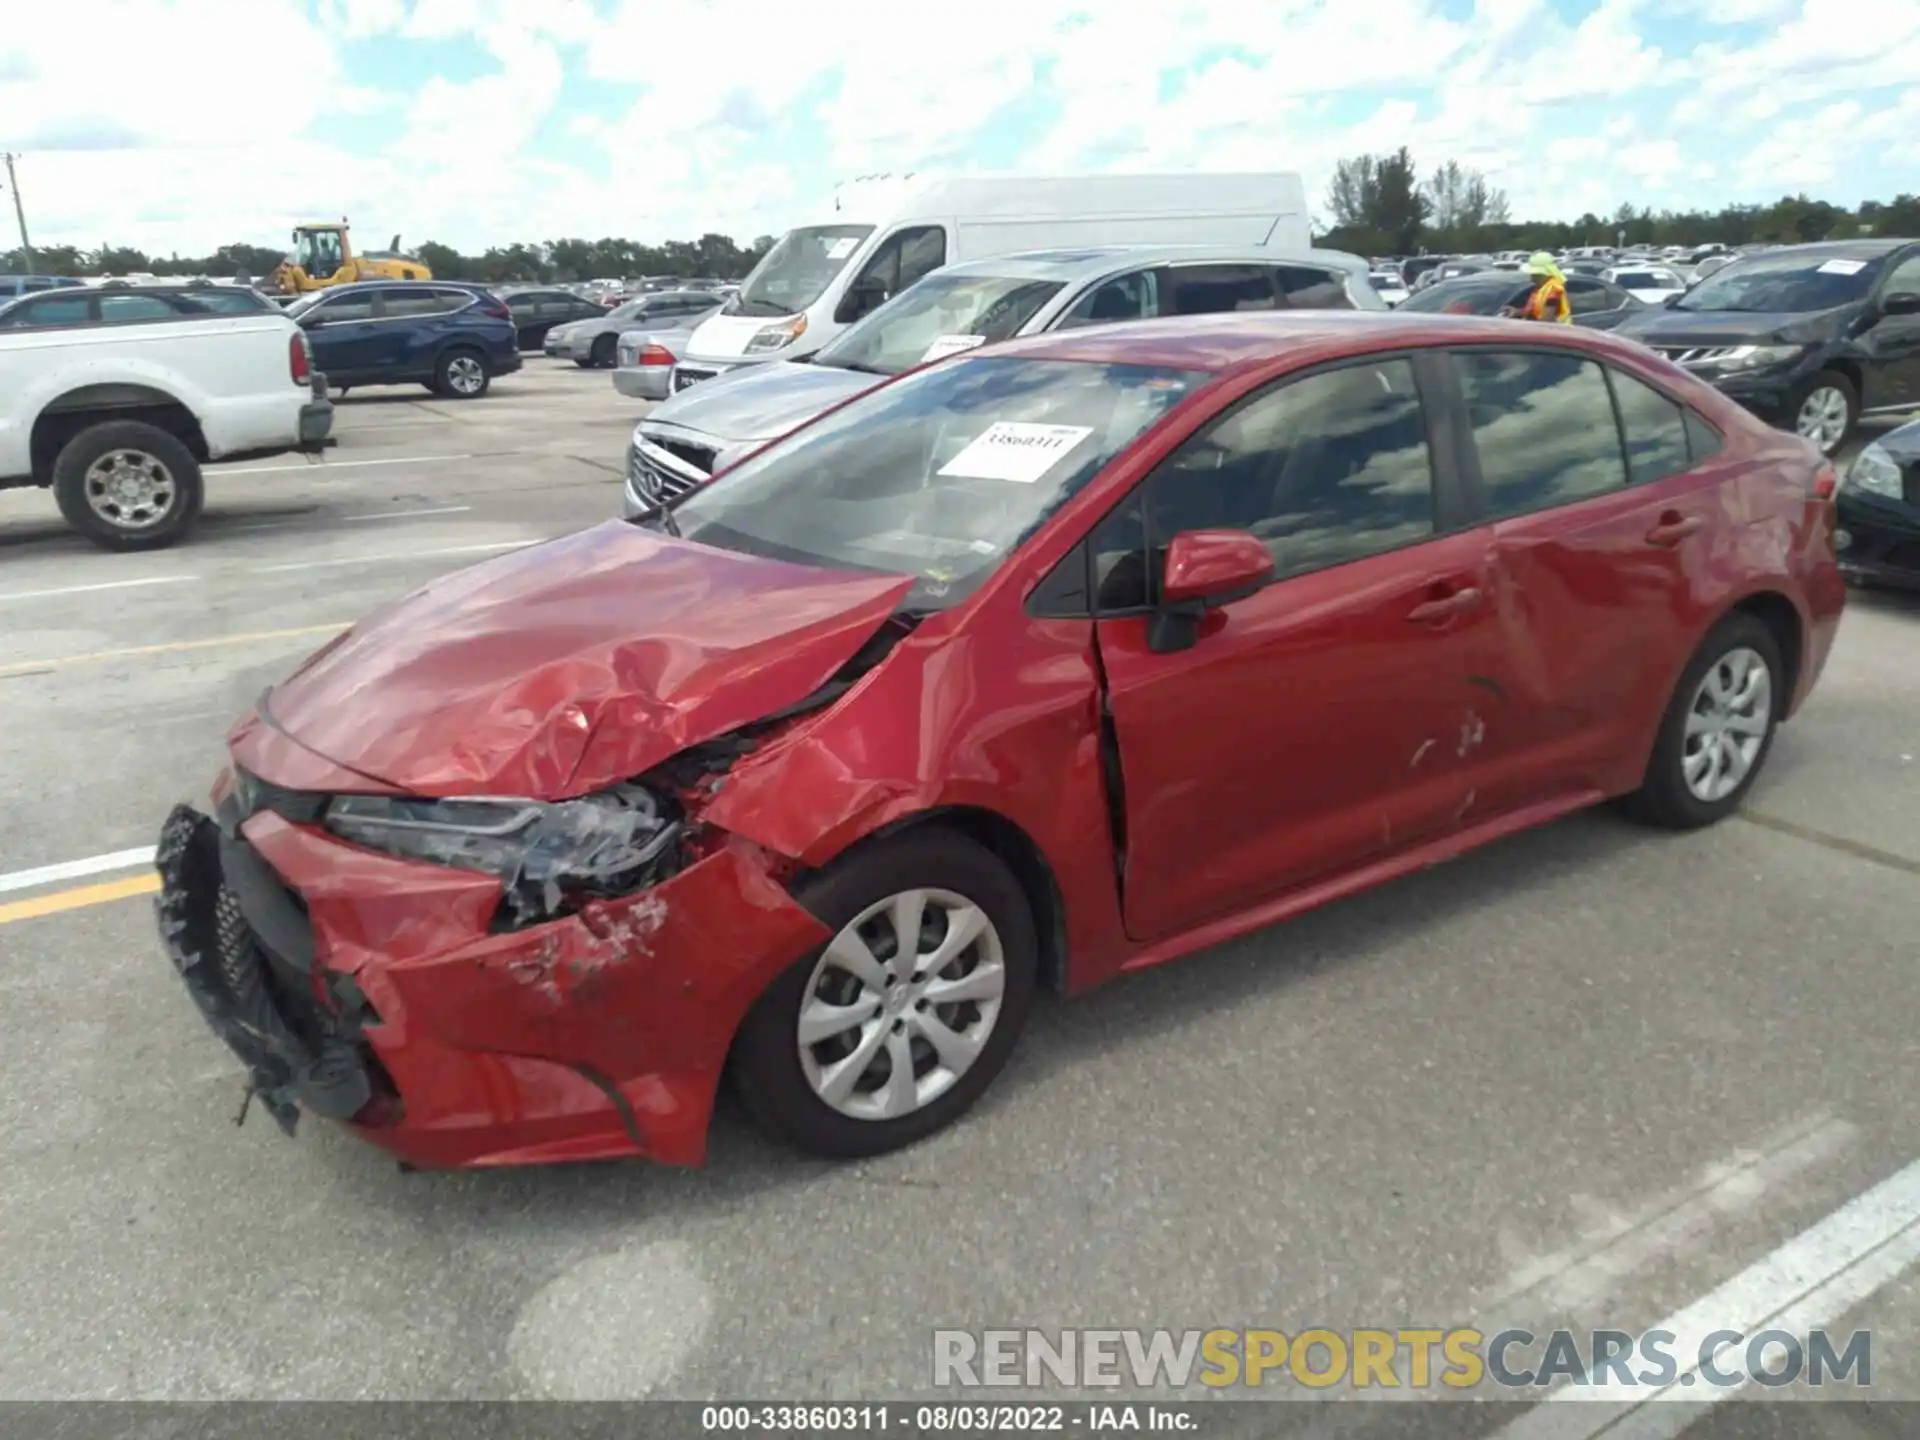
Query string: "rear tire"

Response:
xmin=1624 ymin=613 xmax=1783 ymax=830
xmin=731 ymin=827 xmax=1037 ymax=1159
xmin=433 ymin=348 xmax=490 ymax=399
xmin=51 ymin=420 xmax=204 ymax=552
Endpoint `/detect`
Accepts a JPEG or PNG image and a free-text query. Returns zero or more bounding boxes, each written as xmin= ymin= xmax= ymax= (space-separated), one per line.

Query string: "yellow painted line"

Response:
xmin=0 ymin=622 xmax=350 ymax=678
xmin=0 ymin=873 xmax=161 ymax=926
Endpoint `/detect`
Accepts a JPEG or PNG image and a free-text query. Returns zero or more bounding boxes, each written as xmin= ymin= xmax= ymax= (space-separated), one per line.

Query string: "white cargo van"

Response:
xmin=672 ymin=171 xmax=1309 ymax=387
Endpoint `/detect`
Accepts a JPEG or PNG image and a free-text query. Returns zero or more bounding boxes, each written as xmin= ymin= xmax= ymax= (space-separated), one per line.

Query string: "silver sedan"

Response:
xmin=612 ymin=326 xmax=702 ymax=401
xmin=546 ymin=291 xmax=721 ymax=368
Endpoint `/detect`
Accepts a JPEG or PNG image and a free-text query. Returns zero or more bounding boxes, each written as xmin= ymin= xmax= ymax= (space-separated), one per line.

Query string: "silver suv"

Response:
xmin=623 ymin=245 xmax=1380 ymax=517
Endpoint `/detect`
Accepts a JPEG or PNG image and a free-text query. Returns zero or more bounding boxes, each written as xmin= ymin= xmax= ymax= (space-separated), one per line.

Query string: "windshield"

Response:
xmin=734 ymin=225 xmax=875 ymax=317
xmin=814 ymin=274 xmax=1065 ymax=376
xmin=1675 ymin=251 xmax=1885 ymax=313
xmin=667 ymin=356 xmax=1207 ymax=611
xmin=1615 ymin=270 xmax=1679 ymax=288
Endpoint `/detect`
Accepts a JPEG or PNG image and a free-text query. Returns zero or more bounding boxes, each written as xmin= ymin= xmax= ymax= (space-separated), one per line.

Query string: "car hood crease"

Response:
xmin=262 ymin=521 xmax=914 ymax=797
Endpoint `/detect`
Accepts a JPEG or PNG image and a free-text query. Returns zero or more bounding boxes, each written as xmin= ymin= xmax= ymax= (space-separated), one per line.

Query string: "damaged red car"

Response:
xmin=156 ymin=312 xmax=1844 ymax=1170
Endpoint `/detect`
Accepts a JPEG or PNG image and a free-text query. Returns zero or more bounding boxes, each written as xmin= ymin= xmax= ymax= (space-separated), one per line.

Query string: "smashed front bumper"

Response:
xmin=153 ymin=790 xmax=832 ymax=1170
xmin=154 ymin=805 xmax=375 ymax=1135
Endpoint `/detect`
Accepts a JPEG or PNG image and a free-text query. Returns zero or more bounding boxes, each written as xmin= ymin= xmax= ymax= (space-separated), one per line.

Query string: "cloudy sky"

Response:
xmin=2 ymin=0 xmax=1916 ymax=256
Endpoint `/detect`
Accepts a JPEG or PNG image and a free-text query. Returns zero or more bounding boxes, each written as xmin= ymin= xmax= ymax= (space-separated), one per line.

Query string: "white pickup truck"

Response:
xmin=0 ymin=301 xmax=333 ymax=550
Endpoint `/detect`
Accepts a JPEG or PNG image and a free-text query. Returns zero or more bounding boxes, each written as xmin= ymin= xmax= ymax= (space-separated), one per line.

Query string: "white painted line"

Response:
xmin=342 ymin=505 xmax=473 ymax=522
xmin=0 ymin=846 xmax=156 ymax=895
xmin=0 ymin=574 xmax=199 ymax=604
xmin=250 ymin=539 xmax=534 ymax=574
xmin=211 ymin=454 xmax=473 ymax=475
xmin=1494 ymin=1156 xmax=1920 ymax=1438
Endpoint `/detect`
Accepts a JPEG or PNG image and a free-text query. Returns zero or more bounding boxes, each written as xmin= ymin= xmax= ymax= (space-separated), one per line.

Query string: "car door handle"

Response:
xmin=1646 ymin=513 xmax=1703 ymax=546
xmin=1407 ymin=587 xmax=1482 ymax=624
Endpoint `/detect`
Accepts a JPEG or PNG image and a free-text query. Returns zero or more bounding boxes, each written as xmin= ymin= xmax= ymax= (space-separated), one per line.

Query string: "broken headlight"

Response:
xmin=323 ymin=785 xmax=681 ymax=926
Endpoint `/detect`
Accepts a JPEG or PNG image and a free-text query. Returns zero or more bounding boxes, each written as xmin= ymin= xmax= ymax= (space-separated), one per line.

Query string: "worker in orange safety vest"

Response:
xmin=1501 ymin=252 xmax=1573 ymax=323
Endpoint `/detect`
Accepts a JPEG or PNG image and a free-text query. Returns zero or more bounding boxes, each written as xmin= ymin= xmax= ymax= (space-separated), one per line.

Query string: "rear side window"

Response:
xmin=380 ymin=286 xmax=445 ymax=317
xmin=1274 ymin=265 xmax=1353 ymax=309
xmin=1162 ymin=265 xmax=1278 ymax=316
xmin=1606 ymin=370 xmax=1693 ymax=485
xmin=1567 ymin=277 xmax=1623 ymax=315
xmin=1454 ymin=350 xmax=1628 ymax=517
xmin=99 ymin=294 xmax=177 ymax=322
xmin=312 ymin=295 xmax=376 ymax=322
xmin=428 ymin=289 xmax=474 ymax=313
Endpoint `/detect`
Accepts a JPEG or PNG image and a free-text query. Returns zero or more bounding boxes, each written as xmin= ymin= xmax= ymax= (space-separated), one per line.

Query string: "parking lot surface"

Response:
xmin=0 ymin=362 xmax=1915 ymax=1425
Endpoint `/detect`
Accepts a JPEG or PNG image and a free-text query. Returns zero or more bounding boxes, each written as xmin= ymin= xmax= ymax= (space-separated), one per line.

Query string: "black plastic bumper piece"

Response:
xmin=153 ymin=804 xmax=372 ymax=1134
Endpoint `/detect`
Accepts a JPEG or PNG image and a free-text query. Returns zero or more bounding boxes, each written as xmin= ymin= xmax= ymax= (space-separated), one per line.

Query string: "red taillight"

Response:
xmin=1812 ymin=462 xmax=1836 ymax=500
xmin=479 ymin=296 xmax=511 ymax=319
xmin=289 ymin=332 xmax=310 ymax=384
xmin=637 ymin=343 xmax=675 ymax=366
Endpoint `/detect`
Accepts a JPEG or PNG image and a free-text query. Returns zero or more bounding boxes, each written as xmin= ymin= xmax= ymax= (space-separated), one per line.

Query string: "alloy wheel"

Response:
xmin=447 ymin=356 xmax=486 ymax=394
xmin=1682 ymin=645 xmax=1772 ymax=803
xmin=1794 ymin=386 xmax=1849 ymax=452
xmin=796 ymin=888 xmax=1006 ymax=1122
xmin=83 ymin=449 xmax=177 ymax=531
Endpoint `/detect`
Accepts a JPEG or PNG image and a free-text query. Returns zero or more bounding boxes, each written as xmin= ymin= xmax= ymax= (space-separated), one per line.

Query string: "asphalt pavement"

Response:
xmin=0 ymin=362 xmax=1915 ymax=1431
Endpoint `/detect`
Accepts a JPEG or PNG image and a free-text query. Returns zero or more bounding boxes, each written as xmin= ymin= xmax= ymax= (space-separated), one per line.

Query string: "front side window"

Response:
xmin=1878 ymin=251 xmax=1920 ymax=301
xmin=1056 ymin=270 xmax=1158 ymax=329
xmin=1454 ymin=350 xmax=1628 ymax=517
xmin=734 ymin=224 xmax=876 ymax=317
xmin=5 ymin=294 xmax=91 ymax=326
xmin=840 ymin=225 xmax=949 ymax=321
xmin=1143 ymin=358 xmax=1436 ymax=582
xmin=815 ymin=272 xmax=1064 ymax=375
xmin=668 ymin=356 xmax=1207 ymax=612
xmin=300 ymin=293 xmax=376 ymax=323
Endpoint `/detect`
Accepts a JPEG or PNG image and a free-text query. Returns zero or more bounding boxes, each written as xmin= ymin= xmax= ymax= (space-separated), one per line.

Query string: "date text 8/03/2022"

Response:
xmin=700 ymin=1404 xmax=1196 ymax=1433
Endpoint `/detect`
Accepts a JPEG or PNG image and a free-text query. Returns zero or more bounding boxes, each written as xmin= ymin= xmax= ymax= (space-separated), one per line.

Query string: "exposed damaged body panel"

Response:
xmin=261 ymin=521 xmax=913 ymax=796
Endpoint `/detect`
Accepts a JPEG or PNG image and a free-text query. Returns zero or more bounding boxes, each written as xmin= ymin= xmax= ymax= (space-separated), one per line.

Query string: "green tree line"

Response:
xmin=1319 ymin=146 xmax=1920 ymax=257
xmin=0 ymin=232 xmax=778 ymax=282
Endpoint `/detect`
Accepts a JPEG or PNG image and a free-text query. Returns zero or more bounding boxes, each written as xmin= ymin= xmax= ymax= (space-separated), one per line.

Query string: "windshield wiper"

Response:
xmin=820 ymin=359 xmax=891 ymax=376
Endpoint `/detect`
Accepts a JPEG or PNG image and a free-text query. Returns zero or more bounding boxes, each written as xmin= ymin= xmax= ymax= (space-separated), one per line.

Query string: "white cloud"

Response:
xmin=1 ymin=0 xmax=1915 ymax=257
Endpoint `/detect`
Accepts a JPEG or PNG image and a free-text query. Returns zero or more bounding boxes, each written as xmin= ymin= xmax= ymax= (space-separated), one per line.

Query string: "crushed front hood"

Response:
xmin=258 ymin=522 xmax=912 ymax=798
xmin=644 ymin=360 xmax=877 ymax=445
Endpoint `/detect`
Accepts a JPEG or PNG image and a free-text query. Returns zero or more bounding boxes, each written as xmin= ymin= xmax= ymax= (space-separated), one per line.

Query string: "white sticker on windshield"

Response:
xmin=825 ymin=237 xmax=859 ymax=260
xmin=1817 ymin=258 xmax=1866 ymax=275
xmin=937 ymin=422 xmax=1095 ymax=484
xmin=921 ymin=334 xmax=989 ymax=363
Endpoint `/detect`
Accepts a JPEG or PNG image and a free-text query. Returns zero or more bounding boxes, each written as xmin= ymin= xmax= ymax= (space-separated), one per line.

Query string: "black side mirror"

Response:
xmin=1881 ymin=292 xmax=1920 ymax=317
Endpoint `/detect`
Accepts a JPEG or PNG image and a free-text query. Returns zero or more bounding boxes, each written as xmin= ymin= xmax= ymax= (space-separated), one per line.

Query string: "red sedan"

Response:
xmin=155 ymin=312 xmax=1845 ymax=1170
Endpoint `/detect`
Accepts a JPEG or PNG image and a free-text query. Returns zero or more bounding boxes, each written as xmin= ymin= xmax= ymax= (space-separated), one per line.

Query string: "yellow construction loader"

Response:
xmin=270 ymin=220 xmax=431 ymax=295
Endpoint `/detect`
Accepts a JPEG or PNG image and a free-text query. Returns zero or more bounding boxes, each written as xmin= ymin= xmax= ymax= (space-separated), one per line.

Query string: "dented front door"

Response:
xmin=1096 ymin=527 xmax=1502 ymax=944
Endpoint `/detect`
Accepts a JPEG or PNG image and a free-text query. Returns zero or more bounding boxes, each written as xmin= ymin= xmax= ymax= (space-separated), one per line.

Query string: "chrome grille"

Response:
xmin=627 ymin=444 xmax=703 ymax=508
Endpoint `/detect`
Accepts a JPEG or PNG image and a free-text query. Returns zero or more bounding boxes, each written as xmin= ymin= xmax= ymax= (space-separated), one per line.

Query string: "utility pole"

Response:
xmin=2 ymin=153 xmax=34 ymax=273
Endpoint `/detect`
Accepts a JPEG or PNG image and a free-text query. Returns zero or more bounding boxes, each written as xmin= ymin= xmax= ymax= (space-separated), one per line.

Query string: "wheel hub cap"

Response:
xmin=1796 ymin=388 xmax=1847 ymax=450
xmin=1682 ymin=646 xmax=1772 ymax=803
xmin=797 ymin=887 xmax=1006 ymax=1122
xmin=83 ymin=450 xmax=176 ymax=530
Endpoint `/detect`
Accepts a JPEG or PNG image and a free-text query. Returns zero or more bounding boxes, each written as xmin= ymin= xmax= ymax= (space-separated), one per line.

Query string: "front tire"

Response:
xmin=588 ymin=334 xmax=617 ymax=369
xmin=731 ymin=827 xmax=1037 ymax=1159
xmin=1791 ymin=370 xmax=1856 ymax=455
xmin=1625 ymin=613 xmax=1783 ymax=829
xmin=433 ymin=348 xmax=490 ymax=399
xmin=51 ymin=420 xmax=204 ymax=552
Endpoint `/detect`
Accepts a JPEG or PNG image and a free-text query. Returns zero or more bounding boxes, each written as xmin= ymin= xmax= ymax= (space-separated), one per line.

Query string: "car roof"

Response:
xmin=931 ymin=245 xmax=1367 ymax=284
xmin=1736 ymin=239 xmax=1910 ymax=260
xmin=979 ymin=309 xmax=1633 ymax=375
xmin=312 ymin=279 xmax=489 ymax=293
